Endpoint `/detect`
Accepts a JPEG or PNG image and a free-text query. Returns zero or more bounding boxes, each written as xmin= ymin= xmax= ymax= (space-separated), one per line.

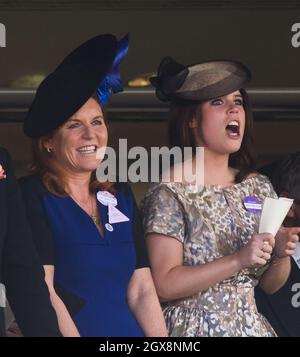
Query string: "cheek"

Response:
xmin=201 ymin=116 xmax=222 ymax=138
xmin=54 ymin=135 xmax=77 ymax=160
xmin=241 ymin=109 xmax=246 ymax=121
xmin=98 ymin=127 xmax=108 ymax=144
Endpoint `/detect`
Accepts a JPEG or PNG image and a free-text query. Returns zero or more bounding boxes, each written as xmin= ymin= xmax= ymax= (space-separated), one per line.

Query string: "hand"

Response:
xmin=274 ymin=227 xmax=300 ymax=258
xmin=236 ymin=233 xmax=275 ymax=269
xmin=0 ymin=164 xmax=6 ymax=180
xmin=6 ymin=320 xmax=23 ymax=337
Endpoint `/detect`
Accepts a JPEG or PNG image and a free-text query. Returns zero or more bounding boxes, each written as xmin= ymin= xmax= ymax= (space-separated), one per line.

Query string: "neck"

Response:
xmin=202 ymin=149 xmax=235 ymax=186
xmin=64 ymin=170 xmax=92 ymax=199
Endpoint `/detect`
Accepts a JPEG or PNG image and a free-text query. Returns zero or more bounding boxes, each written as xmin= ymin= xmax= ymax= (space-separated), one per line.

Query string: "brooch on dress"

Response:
xmin=0 ymin=165 xmax=6 ymax=180
xmin=97 ymin=191 xmax=130 ymax=232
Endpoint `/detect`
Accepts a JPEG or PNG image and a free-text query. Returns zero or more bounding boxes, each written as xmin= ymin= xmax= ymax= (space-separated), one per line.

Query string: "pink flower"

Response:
xmin=0 ymin=164 xmax=6 ymax=180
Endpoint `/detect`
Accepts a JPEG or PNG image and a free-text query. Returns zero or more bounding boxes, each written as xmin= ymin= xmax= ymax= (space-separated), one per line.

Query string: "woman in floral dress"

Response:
xmin=141 ymin=57 xmax=300 ymax=336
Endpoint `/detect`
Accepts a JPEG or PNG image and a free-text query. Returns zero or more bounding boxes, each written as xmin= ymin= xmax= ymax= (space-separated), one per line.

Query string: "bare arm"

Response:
xmin=259 ymin=256 xmax=291 ymax=294
xmin=146 ymin=233 xmax=274 ymax=301
xmin=259 ymin=227 xmax=300 ymax=294
xmin=44 ymin=265 xmax=80 ymax=337
xmin=127 ymin=267 xmax=168 ymax=337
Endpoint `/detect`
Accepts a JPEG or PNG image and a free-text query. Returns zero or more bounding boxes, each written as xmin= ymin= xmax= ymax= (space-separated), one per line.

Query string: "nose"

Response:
xmin=227 ymin=103 xmax=240 ymax=114
xmin=81 ymin=124 xmax=95 ymax=140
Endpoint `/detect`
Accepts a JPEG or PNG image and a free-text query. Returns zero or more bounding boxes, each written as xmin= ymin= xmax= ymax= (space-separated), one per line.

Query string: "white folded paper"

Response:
xmin=259 ymin=197 xmax=294 ymax=236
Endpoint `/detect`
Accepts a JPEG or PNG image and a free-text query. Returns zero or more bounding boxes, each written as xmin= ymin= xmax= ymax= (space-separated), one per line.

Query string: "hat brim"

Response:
xmin=24 ymin=34 xmax=118 ymax=138
xmin=151 ymin=58 xmax=251 ymax=103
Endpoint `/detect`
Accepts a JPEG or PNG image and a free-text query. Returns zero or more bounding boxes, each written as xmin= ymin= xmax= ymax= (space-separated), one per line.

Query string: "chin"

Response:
xmin=77 ymin=163 xmax=98 ymax=173
xmin=229 ymin=147 xmax=241 ymax=154
xmin=227 ymin=142 xmax=242 ymax=153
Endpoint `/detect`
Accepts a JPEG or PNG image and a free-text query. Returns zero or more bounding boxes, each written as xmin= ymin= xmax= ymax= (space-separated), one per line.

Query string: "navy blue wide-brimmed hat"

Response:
xmin=24 ymin=33 xmax=128 ymax=138
xmin=150 ymin=56 xmax=251 ymax=103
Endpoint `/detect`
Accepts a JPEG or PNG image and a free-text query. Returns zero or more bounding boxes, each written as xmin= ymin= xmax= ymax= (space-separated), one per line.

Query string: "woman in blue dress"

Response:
xmin=19 ymin=34 xmax=167 ymax=337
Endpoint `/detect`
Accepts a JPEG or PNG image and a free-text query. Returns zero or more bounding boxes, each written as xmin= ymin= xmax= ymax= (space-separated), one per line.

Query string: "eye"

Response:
xmin=92 ymin=119 xmax=104 ymax=126
xmin=67 ymin=122 xmax=81 ymax=129
xmin=234 ymin=98 xmax=243 ymax=106
xmin=211 ymin=98 xmax=223 ymax=106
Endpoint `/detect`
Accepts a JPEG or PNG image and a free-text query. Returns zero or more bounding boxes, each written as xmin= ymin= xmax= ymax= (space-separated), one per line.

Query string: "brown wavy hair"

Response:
xmin=29 ymin=113 xmax=115 ymax=197
xmin=168 ymin=88 xmax=256 ymax=183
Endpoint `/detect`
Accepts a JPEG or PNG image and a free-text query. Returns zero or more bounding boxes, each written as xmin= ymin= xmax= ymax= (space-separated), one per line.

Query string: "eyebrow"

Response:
xmin=68 ymin=115 xmax=104 ymax=122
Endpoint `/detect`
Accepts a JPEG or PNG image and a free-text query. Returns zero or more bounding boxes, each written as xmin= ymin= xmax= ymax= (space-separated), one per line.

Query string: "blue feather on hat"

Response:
xmin=97 ymin=34 xmax=129 ymax=106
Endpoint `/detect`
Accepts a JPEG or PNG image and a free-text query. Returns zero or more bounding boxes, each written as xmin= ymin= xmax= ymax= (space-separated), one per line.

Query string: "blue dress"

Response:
xmin=19 ymin=176 xmax=148 ymax=337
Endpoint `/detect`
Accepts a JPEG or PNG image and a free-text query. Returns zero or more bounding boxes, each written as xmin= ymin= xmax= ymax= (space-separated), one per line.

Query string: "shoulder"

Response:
xmin=147 ymin=182 xmax=177 ymax=194
xmin=245 ymin=172 xmax=258 ymax=180
xmin=114 ymin=181 xmax=133 ymax=196
xmin=242 ymin=172 xmax=277 ymax=197
xmin=245 ymin=172 xmax=273 ymax=185
xmin=140 ymin=182 xmax=183 ymax=214
xmin=145 ymin=182 xmax=193 ymax=201
xmin=142 ymin=183 xmax=172 ymax=202
xmin=18 ymin=175 xmax=49 ymax=199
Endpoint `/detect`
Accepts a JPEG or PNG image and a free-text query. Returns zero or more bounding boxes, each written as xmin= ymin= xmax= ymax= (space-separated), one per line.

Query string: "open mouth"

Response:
xmin=77 ymin=145 xmax=98 ymax=154
xmin=225 ymin=120 xmax=240 ymax=137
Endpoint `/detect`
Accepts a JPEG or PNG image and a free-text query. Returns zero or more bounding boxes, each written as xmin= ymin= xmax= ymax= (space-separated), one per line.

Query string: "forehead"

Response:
xmin=70 ymin=97 xmax=103 ymax=119
xmin=231 ymin=90 xmax=242 ymax=96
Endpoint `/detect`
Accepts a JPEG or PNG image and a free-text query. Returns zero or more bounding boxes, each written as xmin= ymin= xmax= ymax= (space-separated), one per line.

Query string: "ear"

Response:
xmin=42 ymin=136 xmax=54 ymax=151
xmin=279 ymin=192 xmax=295 ymax=218
xmin=189 ymin=117 xmax=198 ymax=129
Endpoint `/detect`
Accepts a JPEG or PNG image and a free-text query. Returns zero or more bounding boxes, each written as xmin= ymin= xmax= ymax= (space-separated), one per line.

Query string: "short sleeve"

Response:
xmin=116 ymin=182 xmax=150 ymax=269
xmin=140 ymin=184 xmax=185 ymax=243
xmin=19 ymin=176 xmax=55 ymax=265
xmin=256 ymin=174 xmax=278 ymax=200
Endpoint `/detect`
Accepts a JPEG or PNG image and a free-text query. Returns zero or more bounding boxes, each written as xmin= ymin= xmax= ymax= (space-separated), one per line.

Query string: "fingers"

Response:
xmin=253 ymin=248 xmax=270 ymax=266
xmin=262 ymin=242 xmax=273 ymax=254
xmin=289 ymin=235 xmax=299 ymax=243
xmin=262 ymin=252 xmax=271 ymax=261
xmin=241 ymin=234 xmax=276 ymax=269
xmin=256 ymin=233 xmax=275 ymax=247
xmin=288 ymin=227 xmax=300 ymax=235
xmin=284 ymin=241 xmax=298 ymax=255
xmin=258 ymin=248 xmax=271 ymax=261
xmin=285 ymin=250 xmax=296 ymax=256
xmin=256 ymin=257 xmax=268 ymax=266
xmin=287 ymin=231 xmax=300 ymax=244
xmin=287 ymin=241 xmax=298 ymax=250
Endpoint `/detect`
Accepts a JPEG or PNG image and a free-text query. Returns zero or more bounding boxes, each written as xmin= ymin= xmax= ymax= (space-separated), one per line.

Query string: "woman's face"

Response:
xmin=47 ymin=97 xmax=108 ymax=174
xmin=190 ymin=90 xmax=246 ymax=155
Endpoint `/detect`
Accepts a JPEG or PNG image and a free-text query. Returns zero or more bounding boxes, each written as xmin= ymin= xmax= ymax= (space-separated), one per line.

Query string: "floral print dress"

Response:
xmin=141 ymin=174 xmax=277 ymax=337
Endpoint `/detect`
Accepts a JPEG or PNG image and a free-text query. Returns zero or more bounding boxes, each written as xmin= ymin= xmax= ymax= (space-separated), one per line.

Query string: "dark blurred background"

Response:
xmin=1 ymin=0 xmax=300 ymax=200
